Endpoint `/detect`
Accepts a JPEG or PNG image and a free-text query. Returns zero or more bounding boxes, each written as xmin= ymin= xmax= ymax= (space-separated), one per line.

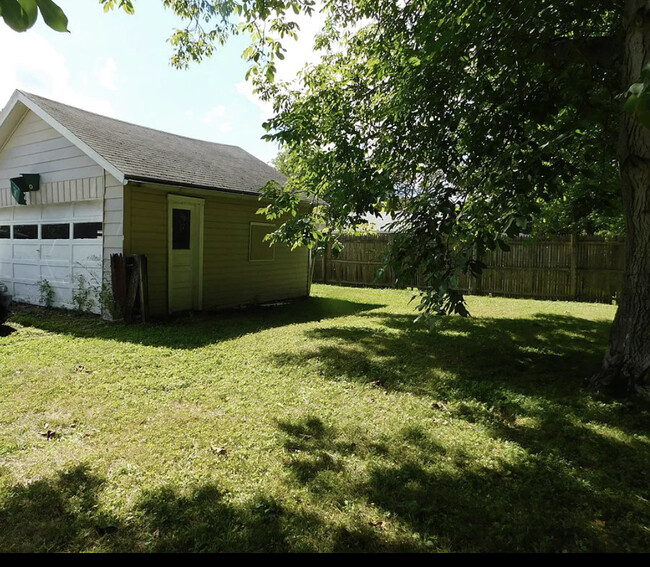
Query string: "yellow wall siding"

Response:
xmin=124 ymin=184 xmax=309 ymax=316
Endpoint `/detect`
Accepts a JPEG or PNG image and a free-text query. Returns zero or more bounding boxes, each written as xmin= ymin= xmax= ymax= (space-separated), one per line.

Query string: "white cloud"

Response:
xmin=95 ymin=57 xmax=118 ymax=91
xmin=219 ymin=123 xmax=233 ymax=133
xmin=0 ymin=28 xmax=116 ymax=116
xmin=236 ymin=81 xmax=275 ymax=121
xmin=203 ymin=105 xmax=226 ymax=124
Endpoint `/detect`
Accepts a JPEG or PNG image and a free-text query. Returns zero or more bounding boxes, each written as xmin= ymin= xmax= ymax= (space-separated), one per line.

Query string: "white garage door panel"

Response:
xmin=72 ymin=244 xmax=102 ymax=264
xmin=14 ymin=282 xmax=39 ymax=299
xmin=41 ymin=244 xmax=71 ymax=261
xmin=14 ymin=263 xmax=40 ymax=281
xmin=0 ymin=201 xmax=103 ymax=314
xmin=42 ymin=204 xmax=73 ymax=219
xmin=49 ymin=286 xmax=73 ymax=304
xmin=74 ymin=201 xmax=102 ymax=218
xmin=13 ymin=207 xmax=39 ymax=221
xmin=12 ymin=243 xmax=40 ymax=260
xmin=40 ymin=265 xmax=71 ymax=283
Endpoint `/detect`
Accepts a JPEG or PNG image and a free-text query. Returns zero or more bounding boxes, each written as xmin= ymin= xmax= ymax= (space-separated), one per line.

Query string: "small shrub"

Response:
xmin=38 ymin=279 xmax=55 ymax=308
xmin=99 ymin=281 xmax=122 ymax=320
xmin=72 ymin=274 xmax=97 ymax=313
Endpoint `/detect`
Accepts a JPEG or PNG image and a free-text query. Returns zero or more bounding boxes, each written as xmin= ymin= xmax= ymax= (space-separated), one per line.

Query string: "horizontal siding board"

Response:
xmin=1 ymin=137 xmax=74 ymax=160
xmin=4 ymin=128 xmax=63 ymax=149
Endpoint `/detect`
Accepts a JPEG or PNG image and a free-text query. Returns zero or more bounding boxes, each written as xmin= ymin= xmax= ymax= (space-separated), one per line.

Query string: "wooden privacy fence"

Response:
xmin=313 ymin=234 xmax=626 ymax=303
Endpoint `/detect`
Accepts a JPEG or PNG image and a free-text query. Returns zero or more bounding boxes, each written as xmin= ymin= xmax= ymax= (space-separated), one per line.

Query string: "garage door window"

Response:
xmin=0 ymin=226 xmax=9 ymax=239
xmin=14 ymin=225 xmax=38 ymax=239
xmin=42 ymin=224 xmax=70 ymax=240
xmin=74 ymin=222 xmax=102 ymax=239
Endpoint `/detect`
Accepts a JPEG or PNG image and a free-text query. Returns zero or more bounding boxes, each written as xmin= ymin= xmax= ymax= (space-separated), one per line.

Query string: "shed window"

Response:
xmin=249 ymin=223 xmax=275 ymax=262
xmin=14 ymin=225 xmax=38 ymax=239
xmin=42 ymin=224 xmax=70 ymax=240
xmin=0 ymin=225 xmax=9 ymax=239
xmin=74 ymin=222 xmax=102 ymax=239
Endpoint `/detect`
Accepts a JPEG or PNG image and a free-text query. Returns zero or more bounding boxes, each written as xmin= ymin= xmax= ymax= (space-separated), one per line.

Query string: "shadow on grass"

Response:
xmin=266 ymin=313 xmax=650 ymax=551
xmin=272 ymin=307 xmax=650 ymax=443
xmin=0 ymin=324 xmax=15 ymax=337
xmin=274 ymin=415 xmax=650 ymax=552
xmin=5 ymin=296 xmax=384 ymax=350
xmin=0 ymin=464 xmax=405 ymax=552
xmin=273 ymin=312 xmax=612 ymax=397
xmin=0 ymin=465 xmax=124 ymax=552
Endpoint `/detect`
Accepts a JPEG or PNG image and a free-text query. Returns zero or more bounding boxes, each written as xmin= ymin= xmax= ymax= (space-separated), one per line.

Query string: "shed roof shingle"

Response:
xmin=19 ymin=91 xmax=285 ymax=195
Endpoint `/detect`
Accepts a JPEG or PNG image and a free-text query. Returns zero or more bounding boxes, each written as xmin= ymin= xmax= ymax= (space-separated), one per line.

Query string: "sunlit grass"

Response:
xmin=0 ymin=285 xmax=647 ymax=552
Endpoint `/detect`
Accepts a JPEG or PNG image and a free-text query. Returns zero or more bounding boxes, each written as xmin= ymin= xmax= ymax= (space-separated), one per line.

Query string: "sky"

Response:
xmin=0 ymin=1 xmax=326 ymax=164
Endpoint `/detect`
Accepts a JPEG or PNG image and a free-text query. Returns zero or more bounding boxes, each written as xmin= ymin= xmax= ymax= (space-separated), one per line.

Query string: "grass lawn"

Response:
xmin=0 ymin=284 xmax=648 ymax=552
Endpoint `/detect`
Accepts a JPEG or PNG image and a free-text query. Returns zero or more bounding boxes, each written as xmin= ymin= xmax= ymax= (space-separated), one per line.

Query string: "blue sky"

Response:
xmin=0 ymin=1 xmax=324 ymax=164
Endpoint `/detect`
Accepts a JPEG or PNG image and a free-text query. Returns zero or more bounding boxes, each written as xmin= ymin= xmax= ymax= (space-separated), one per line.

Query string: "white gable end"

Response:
xmin=0 ymin=109 xmax=104 ymax=208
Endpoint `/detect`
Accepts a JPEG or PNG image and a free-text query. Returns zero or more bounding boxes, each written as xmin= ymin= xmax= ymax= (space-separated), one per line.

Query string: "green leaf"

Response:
xmin=17 ymin=0 xmax=38 ymax=29
xmin=1 ymin=0 xmax=31 ymax=31
xmin=35 ymin=0 xmax=68 ymax=32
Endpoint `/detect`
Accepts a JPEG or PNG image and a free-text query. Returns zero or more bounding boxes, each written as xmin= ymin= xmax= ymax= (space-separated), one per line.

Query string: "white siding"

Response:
xmin=0 ymin=110 xmax=104 ymax=207
xmin=102 ymin=173 xmax=124 ymax=283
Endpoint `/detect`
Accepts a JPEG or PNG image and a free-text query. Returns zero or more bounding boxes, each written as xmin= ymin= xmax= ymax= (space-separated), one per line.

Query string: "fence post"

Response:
xmin=570 ymin=233 xmax=578 ymax=301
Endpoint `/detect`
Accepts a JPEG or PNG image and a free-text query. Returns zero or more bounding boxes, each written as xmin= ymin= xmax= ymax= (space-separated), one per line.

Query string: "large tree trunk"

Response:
xmin=590 ymin=0 xmax=650 ymax=398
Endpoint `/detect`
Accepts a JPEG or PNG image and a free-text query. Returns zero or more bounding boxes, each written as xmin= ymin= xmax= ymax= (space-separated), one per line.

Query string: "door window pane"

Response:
xmin=172 ymin=209 xmax=191 ymax=250
xmin=0 ymin=226 xmax=9 ymax=239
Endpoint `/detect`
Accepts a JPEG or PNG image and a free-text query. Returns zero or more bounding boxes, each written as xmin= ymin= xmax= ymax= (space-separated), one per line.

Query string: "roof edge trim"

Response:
xmin=124 ymin=175 xmax=268 ymax=199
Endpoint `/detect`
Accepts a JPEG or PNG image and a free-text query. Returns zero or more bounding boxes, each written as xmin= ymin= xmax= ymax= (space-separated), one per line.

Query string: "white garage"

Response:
xmin=0 ymin=200 xmax=103 ymax=313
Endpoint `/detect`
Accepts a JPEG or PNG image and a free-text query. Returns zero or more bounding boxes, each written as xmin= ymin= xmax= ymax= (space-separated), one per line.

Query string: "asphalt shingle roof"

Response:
xmin=20 ymin=91 xmax=285 ymax=195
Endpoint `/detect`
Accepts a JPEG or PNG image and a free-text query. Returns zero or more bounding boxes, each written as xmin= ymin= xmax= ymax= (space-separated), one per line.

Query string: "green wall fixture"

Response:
xmin=10 ymin=174 xmax=40 ymax=205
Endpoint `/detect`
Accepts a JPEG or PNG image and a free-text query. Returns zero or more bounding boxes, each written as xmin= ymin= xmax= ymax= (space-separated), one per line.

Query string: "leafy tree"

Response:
xmin=177 ymin=0 xmax=649 ymax=398
xmin=3 ymin=1 xmax=649 ymax=397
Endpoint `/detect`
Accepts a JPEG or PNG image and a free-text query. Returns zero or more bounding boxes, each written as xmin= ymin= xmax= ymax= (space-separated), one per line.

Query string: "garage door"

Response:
xmin=0 ymin=200 xmax=103 ymax=314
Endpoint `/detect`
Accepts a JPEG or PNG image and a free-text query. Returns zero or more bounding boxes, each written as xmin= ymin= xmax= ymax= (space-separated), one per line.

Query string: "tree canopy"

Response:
xmin=258 ymin=1 xmax=623 ymax=317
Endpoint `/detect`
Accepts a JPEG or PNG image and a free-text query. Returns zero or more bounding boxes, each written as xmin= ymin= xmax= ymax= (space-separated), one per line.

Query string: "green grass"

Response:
xmin=0 ymin=284 xmax=648 ymax=552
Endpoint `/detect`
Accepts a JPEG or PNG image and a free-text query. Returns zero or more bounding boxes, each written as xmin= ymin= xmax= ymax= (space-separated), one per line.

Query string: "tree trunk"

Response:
xmin=590 ymin=0 xmax=650 ymax=398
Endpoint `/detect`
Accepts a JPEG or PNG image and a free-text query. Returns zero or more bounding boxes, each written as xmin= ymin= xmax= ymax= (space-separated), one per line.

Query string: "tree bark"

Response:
xmin=590 ymin=0 xmax=650 ymax=398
